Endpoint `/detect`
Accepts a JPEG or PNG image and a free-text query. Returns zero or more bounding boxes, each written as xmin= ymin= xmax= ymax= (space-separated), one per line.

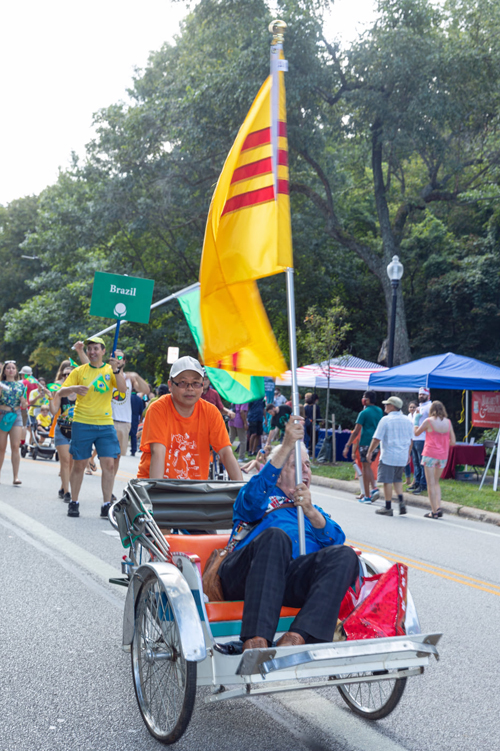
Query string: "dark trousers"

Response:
xmin=130 ymin=416 xmax=139 ymax=455
xmin=219 ymin=527 xmax=359 ymax=644
xmin=412 ymin=441 xmax=426 ymax=489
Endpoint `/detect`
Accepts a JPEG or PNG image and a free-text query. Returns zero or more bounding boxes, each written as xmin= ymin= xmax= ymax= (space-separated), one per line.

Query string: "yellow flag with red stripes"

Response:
xmin=199 ymin=70 xmax=292 ymax=376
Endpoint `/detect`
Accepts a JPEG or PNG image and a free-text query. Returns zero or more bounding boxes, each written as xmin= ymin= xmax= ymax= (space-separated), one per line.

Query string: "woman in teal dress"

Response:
xmin=0 ymin=361 xmax=28 ymax=485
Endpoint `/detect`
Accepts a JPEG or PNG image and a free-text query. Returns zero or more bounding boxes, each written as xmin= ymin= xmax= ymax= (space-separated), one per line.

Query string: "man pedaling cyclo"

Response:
xmin=137 ymin=356 xmax=242 ymax=482
xmin=218 ymin=416 xmax=359 ymax=651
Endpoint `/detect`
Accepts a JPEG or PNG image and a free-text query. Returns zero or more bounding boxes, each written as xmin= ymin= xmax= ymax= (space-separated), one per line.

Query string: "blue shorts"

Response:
xmin=69 ymin=422 xmax=120 ymax=461
xmin=54 ymin=423 xmax=71 ymax=447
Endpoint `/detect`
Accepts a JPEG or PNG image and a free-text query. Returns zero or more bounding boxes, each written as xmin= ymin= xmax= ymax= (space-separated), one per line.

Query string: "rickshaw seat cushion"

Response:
xmin=205 ymin=601 xmax=300 ymax=622
xmin=164 ymin=534 xmax=300 ymax=622
xmin=164 ymin=533 xmax=230 ymax=571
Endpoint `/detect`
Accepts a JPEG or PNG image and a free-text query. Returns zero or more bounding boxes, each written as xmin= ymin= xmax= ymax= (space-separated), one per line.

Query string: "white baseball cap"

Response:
xmin=169 ymin=356 xmax=204 ymax=380
xmin=19 ymin=365 xmax=33 ymax=375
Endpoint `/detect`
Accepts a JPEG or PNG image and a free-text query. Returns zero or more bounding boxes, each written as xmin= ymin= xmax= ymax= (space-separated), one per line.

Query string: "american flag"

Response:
xmin=277 ymin=356 xmax=386 ymax=391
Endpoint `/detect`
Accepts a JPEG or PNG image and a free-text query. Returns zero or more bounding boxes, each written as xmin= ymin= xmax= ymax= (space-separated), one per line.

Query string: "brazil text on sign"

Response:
xmin=89 ymin=272 xmax=155 ymax=324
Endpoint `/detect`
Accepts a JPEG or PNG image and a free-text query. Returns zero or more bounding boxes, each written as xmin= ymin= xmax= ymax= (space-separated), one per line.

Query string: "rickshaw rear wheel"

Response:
xmin=337 ymin=670 xmax=407 ymax=720
xmin=132 ymin=573 xmax=197 ymax=744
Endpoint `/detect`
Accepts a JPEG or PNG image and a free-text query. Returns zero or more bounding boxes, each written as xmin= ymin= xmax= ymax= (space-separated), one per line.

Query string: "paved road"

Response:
xmin=1 ymin=451 xmax=499 ymax=751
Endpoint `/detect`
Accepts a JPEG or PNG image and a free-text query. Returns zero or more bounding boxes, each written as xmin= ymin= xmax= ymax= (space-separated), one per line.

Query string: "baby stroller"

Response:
xmin=21 ymin=416 xmax=57 ymax=461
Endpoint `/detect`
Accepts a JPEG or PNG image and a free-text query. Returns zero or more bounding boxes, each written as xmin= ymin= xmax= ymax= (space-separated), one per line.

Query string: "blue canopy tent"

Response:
xmin=368 ymin=352 xmax=500 ymax=392
xmin=368 ymin=352 xmax=500 ymax=491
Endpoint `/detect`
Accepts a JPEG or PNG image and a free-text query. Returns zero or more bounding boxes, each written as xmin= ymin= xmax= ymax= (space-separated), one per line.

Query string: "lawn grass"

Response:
xmin=310 ymin=463 xmax=500 ymax=515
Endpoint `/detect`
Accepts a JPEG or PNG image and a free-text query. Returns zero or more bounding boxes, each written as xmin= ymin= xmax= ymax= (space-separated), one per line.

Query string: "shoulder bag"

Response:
xmin=0 ymin=408 xmax=18 ymax=432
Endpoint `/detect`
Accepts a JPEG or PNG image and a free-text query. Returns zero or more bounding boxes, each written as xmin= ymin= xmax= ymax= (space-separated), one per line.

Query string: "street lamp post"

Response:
xmin=387 ymin=255 xmax=404 ymax=368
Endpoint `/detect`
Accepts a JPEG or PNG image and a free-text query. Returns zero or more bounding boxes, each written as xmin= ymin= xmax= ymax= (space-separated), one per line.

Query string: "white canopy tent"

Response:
xmin=277 ymin=356 xmax=386 ymax=391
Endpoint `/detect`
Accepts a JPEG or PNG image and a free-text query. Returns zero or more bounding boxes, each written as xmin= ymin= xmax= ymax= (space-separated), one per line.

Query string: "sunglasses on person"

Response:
xmin=4 ymin=360 xmax=16 ymax=364
xmin=171 ymin=380 xmax=204 ymax=390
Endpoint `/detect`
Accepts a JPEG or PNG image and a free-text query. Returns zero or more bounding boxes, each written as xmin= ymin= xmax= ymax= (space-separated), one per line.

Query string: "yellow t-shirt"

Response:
xmin=37 ymin=413 xmax=52 ymax=429
xmin=28 ymin=389 xmax=49 ymax=417
xmin=63 ymin=364 xmax=117 ymax=426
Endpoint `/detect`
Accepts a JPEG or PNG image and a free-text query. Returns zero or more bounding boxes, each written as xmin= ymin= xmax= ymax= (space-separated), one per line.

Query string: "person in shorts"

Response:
xmin=57 ymin=336 xmax=127 ymax=518
xmin=265 ymin=403 xmax=292 ymax=446
xmin=49 ymin=360 xmax=77 ymax=502
xmin=366 ymin=396 xmax=414 ymax=517
xmin=343 ymin=391 xmax=383 ymax=503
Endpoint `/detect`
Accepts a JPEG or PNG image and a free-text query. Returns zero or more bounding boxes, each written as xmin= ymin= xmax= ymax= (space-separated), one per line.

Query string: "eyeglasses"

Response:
xmin=116 ymin=355 xmax=124 ymax=360
xmin=171 ymin=380 xmax=203 ymax=390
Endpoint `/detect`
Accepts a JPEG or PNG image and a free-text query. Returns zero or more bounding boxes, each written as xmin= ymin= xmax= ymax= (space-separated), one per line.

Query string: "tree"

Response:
xmin=0 ymin=196 xmax=40 ymax=363
xmin=300 ymin=299 xmax=351 ymax=427
xmin=282 ymin=0 xmax=500 ymax=363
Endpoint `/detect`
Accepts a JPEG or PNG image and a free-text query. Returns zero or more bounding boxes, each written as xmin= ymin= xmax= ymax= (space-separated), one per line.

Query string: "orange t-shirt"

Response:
xmin=137 ymin=395 xmax=231 ymax=480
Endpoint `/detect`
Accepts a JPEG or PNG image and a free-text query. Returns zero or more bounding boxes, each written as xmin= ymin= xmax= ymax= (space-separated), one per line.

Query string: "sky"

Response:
xmin=0 ymin=0 xmax=375 ymax=206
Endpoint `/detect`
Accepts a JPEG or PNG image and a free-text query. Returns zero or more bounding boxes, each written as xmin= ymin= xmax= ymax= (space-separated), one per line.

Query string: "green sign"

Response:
xmin=89 ymin=272 xmax=155 ymax=324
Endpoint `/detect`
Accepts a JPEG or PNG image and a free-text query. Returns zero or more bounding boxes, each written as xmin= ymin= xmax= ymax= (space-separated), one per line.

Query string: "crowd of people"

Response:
xmin=1 ymin=344 xmax=457 ymax=526
xmin=343 ymin=388 xmax=456 ymax=519
xmin=0 ymin=344 xmax=461 ymax=653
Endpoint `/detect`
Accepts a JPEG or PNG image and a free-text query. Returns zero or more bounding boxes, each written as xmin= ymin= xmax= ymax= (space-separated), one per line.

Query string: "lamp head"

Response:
xmin=387 ymin=255 xmax=404 ymax=282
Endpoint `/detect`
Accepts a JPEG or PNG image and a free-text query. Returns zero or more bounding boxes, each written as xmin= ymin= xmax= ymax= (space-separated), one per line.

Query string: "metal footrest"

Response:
xmin=236 ymin=633 xmax=441 ymax=677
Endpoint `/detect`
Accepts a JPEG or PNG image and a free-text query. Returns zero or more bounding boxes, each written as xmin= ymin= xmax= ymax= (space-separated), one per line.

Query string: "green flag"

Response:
xmin=178 ymin=287 xmax=265 ymax=404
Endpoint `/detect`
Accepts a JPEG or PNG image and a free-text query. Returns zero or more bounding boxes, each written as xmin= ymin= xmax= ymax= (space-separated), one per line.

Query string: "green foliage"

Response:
xmin=2 ymin=0 xmax=500 ymax=387
xmin=300 ymin=299 xmax=351 ymax=364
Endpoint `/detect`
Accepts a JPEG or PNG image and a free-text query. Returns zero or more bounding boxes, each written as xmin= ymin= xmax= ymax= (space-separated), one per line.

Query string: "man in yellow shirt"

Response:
xmin=58 ymin=336 xmax=127 ymax=518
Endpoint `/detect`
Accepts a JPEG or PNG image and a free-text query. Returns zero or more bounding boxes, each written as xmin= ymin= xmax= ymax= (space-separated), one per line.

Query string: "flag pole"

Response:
xmin=270 ymin=20 xmax=306 ymax=556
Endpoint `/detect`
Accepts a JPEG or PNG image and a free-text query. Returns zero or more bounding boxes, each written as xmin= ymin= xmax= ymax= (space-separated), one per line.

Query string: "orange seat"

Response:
xmin=205 ymin=601 xmax=299 ymax=622
xmin=165 ymin=534 xmax=229 ymax=571
xmin=164 ymin=534 xmax=300 ymax=623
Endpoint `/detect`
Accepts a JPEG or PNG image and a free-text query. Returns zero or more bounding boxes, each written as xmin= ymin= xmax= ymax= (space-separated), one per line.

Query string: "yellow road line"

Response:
xmin=350 ymin=538 xmax=500 ymax=597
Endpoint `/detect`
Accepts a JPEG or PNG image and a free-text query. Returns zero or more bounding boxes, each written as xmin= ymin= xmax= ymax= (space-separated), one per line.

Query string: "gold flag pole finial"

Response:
xmin=269 ymin=19 xmax=287 ymax=44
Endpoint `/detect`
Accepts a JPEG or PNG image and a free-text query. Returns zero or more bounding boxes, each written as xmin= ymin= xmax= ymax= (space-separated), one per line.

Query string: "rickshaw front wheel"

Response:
xmin=132 ymin=573 xmax=197 ymax=744
xmin=337 ymin=671 xmax=407 ymax=720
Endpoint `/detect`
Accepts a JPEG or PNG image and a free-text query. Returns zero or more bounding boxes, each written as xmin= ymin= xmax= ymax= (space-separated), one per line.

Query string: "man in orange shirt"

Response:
xmin=137 ymin=356 xmax=242 ymax=481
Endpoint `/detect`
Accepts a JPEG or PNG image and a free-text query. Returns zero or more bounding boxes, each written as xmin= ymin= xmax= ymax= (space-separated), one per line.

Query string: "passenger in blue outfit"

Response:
xmin=219 ymin=417 xmax=359 ymax=652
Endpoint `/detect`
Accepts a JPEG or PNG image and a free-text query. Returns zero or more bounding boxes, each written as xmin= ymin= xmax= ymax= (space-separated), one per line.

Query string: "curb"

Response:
xmin=310 ymin=474 xmax=500 ymax=528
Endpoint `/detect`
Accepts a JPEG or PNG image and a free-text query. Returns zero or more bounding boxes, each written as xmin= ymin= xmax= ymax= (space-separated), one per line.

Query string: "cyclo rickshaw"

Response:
xmin=109 ymin=478 xmax=441 ymax=745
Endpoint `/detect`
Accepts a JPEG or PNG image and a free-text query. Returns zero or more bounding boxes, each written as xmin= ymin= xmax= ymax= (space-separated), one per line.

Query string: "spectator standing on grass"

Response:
xmin=366 ymin=396 xmax=414 ymax=517
xmin=415 ymin=401 xmax=456 ymax=519
xmin=411 ymin=387 xmax=432 ymax=495
xmin=343 ymin=391 xmax=383 ymax=504
xmin=404 ymin=401 xmax=418 ymax=486
xmin=229 ymin=402 xmax=249 ymax=462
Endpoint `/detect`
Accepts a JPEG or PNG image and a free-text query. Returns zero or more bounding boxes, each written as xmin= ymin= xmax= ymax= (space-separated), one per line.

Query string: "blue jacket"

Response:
xmin=231 ymin=461 xmax=346 ymax=558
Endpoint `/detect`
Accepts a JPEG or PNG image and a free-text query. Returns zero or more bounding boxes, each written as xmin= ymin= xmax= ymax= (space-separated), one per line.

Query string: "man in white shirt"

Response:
xmin=366 ymin=396 xmax=414 ymax=517
xmin=111 ymin=349 xmax=150 ymax=494
xmin=273 ymin=388 xmax=287 ymax=407
xmin=411 ymin=387 xmax=432 ymax=495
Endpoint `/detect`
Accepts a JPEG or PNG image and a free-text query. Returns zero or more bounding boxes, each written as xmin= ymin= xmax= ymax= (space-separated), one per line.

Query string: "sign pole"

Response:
xmin=111 ymin=319 xmax=121 ymax=357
